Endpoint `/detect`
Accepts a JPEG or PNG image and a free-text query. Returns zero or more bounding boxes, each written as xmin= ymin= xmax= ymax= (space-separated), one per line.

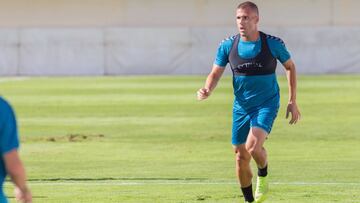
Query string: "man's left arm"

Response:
xmin=283 ymin=59 xmax=301 ymax=124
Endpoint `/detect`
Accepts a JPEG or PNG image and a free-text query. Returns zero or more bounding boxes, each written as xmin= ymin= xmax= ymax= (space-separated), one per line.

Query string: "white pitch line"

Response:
xmin=272 ymin=182 xmax=360 ymax=186
xmin=24 ymin=181 xmax=360 ymax=186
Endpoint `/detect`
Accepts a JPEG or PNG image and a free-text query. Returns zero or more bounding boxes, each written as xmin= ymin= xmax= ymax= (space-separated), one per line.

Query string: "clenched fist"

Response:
xmin=197 ymin=88 xmax=211 ymax=100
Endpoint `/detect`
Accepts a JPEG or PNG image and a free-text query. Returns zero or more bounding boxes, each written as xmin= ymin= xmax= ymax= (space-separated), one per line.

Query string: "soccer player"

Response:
xmin=197 ymin=1 xmax=300 ymax=202
xmin=0 ymin=97 xmax=32 ymax=203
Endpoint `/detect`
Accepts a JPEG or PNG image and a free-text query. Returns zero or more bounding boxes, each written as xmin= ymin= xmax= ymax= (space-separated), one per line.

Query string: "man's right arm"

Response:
xmin=197 ymin=64 xmax=225 ymax=100
xmin=197 ymin=35 xmax=232 ymax=100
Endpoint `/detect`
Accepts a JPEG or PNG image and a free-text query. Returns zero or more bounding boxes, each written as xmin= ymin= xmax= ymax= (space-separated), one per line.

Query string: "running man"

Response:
xmin=197 ymin=1 xmax=300 ymax=202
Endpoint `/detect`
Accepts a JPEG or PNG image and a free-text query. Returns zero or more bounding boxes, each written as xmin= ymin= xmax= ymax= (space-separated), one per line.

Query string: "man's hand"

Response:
xmin=14 ymin=186 xmax=32 ymax=203
xmin=286 ymin=102 xmax=301 ymax=124
xmin=197 ymin=88 xmax=211 ymax=100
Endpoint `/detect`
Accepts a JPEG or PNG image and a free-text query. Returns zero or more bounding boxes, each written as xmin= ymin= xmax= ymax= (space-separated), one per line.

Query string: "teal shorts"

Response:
xmin=232 ymin=100 xmax=279 ymax=145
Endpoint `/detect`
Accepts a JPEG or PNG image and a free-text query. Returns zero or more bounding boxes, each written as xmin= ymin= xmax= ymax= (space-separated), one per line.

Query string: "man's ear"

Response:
xmin=255 ymin=15 xmax=259 ymax=24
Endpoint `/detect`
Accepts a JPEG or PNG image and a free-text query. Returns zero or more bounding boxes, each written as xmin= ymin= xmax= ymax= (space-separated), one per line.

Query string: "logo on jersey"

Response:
xmin=236 ymin=62 xmax=263 ymax=69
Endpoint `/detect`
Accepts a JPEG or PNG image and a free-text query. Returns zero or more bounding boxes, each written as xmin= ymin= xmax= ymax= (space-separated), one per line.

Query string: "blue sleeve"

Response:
xmin=0 ymin=98 xmax=19 ymax=155
xmin=213 ymin=37 xmax=234 ymax=67
xmin=266 ymin=37 xmax=291 ymax=64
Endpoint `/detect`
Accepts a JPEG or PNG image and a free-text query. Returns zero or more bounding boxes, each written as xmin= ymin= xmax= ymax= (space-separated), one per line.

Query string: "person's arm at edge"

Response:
xmin=3 ymin=149 xmax=32 ymax=203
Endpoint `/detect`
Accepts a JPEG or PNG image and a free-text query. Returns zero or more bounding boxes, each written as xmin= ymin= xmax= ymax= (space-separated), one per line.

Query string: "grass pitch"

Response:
xmin=1 ymin=75 xmax=359 ymax=202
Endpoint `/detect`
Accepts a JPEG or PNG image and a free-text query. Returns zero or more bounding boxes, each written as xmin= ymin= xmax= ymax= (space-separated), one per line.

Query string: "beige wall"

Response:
xmin=333 ymin=0 xmax=360 ymax=25
xmin=0 ymin=0 xmax=359 ymax=27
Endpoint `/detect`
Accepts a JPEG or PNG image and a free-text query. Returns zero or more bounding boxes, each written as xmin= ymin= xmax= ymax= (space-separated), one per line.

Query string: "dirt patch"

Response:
xmin=40 ymin=134 xmax=105 ymax=142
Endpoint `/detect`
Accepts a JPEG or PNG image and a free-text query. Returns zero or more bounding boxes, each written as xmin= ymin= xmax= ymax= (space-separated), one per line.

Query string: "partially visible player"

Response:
xmin=0 ymin=97 xmax=32 ymax=203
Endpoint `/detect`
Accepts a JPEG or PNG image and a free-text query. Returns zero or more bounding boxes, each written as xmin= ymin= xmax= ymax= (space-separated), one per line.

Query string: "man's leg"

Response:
xmin=246 ymin=127 xmax=267 ymax=168
xmin=234 ymin=144 xmax=254 ymax=202
xmin=246 ymin=127 xmax=269 ymax=202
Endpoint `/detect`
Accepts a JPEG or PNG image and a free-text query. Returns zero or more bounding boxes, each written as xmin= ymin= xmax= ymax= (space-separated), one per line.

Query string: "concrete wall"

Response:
xmin=0 ymin=0 xmax=359 ymax=75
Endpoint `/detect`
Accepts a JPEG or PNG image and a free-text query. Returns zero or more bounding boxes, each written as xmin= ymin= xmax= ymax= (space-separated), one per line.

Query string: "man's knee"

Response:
xmin=245 ymin=143 xmax=262 ymax=157
xmin=235 ymin=149 xmax=251 ymax=163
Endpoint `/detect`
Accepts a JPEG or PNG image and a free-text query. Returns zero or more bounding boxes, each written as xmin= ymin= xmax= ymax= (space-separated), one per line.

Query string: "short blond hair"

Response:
xmin=237 ymin=1 xmax=259 ymax=15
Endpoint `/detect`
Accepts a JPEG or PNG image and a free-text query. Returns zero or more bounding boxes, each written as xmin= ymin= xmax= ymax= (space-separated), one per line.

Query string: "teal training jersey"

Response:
xmin=214 ymin=33 xmax=291 ymax=111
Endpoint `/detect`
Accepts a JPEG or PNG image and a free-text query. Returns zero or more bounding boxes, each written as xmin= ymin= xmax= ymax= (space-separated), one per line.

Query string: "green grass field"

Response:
xmin=1 ymin=75 xmax=359 ymax=203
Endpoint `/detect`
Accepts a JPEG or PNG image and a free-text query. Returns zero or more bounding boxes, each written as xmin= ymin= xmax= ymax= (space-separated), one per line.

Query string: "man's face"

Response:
xmin=236 ymin=8 xmax=259 ymax=38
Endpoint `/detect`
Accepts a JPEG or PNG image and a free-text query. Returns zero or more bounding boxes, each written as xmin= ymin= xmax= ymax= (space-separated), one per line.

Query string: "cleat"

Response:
xmin=255 ymin=176 xmax=269 ymax=202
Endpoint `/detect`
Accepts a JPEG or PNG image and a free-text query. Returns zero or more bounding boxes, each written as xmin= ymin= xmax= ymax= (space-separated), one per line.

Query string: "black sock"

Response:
xmin=241 ymin=184 xmax=254 ymax=202
xmin=258 ymin=164 xmax=268 ymax=177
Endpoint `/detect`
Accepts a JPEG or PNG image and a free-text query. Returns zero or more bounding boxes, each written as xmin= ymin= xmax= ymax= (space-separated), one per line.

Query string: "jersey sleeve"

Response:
xmin=266 ymin=35 xmax=291 ymax=64
xmin=0 ymin=98 xmax=19 ymax=155
xmin=213 ymin=36 xmax=234 ymax=67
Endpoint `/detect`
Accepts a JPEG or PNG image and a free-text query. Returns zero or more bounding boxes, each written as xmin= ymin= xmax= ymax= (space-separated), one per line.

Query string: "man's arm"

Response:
xmin=197 ymin=64 xmax=225 ymax=100
xmin=283 ymin=59 xmax=301 ymax=124
xmin=4 ymin=149 xmax=32 ymax=203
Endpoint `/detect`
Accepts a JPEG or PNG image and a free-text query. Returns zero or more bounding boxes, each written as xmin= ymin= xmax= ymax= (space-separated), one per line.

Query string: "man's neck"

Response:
xmin=241 ymin=30 xmax=260 ymax=42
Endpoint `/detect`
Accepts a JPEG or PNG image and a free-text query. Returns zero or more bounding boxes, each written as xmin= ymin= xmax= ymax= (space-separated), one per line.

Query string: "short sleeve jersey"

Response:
xmin=213 ymin=32 xmax=291 ymax=111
